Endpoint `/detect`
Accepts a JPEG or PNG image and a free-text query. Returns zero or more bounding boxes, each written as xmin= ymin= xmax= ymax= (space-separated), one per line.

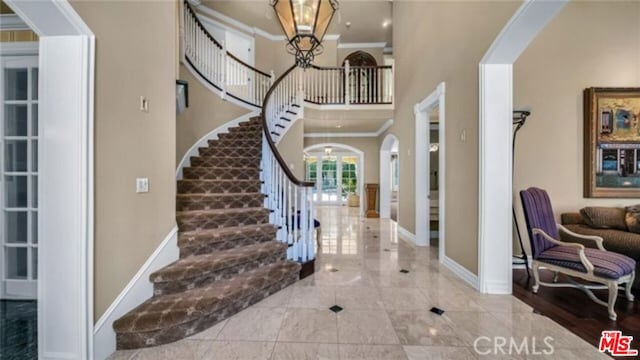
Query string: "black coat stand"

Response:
xmin=513 ymin=110 xmax=531 ymax=279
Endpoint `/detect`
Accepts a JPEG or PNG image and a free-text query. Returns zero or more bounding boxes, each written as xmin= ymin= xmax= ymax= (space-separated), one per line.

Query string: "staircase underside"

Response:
xmin=113 ymin=117 xmax=301 ymax=349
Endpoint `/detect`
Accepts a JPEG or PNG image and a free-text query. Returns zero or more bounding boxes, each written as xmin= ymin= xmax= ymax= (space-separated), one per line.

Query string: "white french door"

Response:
xmin=0 ymin=56 xmax=38 ymax=299
xmin=306 ymin=153 xmax=360 ymax=205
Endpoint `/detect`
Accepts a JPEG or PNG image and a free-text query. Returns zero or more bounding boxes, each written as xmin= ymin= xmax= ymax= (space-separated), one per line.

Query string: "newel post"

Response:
xmin=344 ymin=59 xmax=350 ymax=106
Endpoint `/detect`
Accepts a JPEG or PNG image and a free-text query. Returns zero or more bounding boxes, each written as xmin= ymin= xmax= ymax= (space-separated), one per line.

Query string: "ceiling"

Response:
xmin=201 ymin=0 xmax=393 ymax=45
xmin=303 ymin=108 xmax=392 ymax=133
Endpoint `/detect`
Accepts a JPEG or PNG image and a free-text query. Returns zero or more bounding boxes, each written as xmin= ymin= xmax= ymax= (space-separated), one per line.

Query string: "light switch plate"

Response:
xmin=136 ymin=178 xmax=149 ymax=193
xmin=140 ymin=96 xmax=150 ymax=113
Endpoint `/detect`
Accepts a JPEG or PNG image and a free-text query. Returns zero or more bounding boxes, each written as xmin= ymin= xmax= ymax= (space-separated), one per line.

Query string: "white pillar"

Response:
xmin=478 ymin=63 xmax=513 ymax=294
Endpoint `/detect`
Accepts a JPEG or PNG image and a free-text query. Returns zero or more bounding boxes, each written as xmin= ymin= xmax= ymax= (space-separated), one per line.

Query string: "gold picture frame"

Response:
xmin=584 ymin=87 xmax=640 ymax=198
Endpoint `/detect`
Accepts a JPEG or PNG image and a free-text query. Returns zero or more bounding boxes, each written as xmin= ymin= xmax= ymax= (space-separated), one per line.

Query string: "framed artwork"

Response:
xmin=584 ymin=87 xmax=640 ymax=198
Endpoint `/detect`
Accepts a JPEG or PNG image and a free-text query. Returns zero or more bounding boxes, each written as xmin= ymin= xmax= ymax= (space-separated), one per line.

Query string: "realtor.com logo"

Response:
xmin=599 ymin=331 xmax=638 ymax=357
xmin=473 ymin=336 xmax=554 ymax=356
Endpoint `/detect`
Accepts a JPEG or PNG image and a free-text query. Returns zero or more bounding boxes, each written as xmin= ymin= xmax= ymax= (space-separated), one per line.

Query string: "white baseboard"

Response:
xmin=441 ymin=255 xmax=479 ymax=291
xmin=176 ymin=111 xmax=259 ymax=179
xmin=397 ymin=225 xmax=416 ymax=244
xmin=93 ymin=226 xmax=179 ymax=360
xmin=481 ymin=280 xmax=512 ymax=294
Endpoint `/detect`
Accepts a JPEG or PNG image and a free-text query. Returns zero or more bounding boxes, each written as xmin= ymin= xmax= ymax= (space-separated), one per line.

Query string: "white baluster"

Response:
xmin=344 ymin=60 xmax=350 ymax=105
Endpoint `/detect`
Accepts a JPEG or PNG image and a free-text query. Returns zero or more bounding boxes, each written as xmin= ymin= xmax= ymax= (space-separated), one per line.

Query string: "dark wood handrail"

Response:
xmin=262 ymin=64 xmax=315 ymax=187
xmin=184 ymin=1 xmax=271 ymax=78
xmin=311 ymin=64 xmax=393 ymax=70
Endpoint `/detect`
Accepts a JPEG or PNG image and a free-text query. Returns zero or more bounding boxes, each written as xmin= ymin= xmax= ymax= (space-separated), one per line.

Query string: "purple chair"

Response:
xmin=520 ymin=187 xmax=635 ymax=320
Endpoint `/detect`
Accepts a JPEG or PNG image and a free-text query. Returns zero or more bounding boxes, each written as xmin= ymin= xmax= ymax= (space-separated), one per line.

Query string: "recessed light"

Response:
xmin=336 ymin=124 xmax=342 ymax=128
xmin=382 ymin=19 xmax=391 ymax=28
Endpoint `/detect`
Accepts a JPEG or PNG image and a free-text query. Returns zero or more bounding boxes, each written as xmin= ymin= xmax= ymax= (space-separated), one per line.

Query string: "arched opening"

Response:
xmin=342 ymin=51 xmax=379 ymax=104
xmin=303 ymin=143 xmax=365 ymax=213
xmin=379 ymin=134 xmax=399 ymax=222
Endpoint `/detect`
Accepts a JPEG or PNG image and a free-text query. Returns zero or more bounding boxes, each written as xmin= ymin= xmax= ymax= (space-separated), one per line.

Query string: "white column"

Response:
xmin=478 ymin=63 xmax=513 ymax=294
xmin=414 ymin=105 xmax=429 ymax=247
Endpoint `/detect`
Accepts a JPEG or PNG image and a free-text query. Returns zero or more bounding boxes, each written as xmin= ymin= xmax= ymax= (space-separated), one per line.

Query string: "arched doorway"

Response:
xmin=379 ymin=134 xmax=399 ymax=221
xmin=342 ymin=51 xmax=379 ymax=104
xmin=303 ymin=143 xmax=365 ymax=213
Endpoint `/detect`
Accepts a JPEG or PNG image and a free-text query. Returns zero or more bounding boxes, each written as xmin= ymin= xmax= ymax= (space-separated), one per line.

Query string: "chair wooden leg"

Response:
xmin=608 ymin=281 xmax=619 ymax=321
xmin=626 ymin=271 xmax=635 ymax=301
xmin=532 ymin=262 xmax=540 ymax=294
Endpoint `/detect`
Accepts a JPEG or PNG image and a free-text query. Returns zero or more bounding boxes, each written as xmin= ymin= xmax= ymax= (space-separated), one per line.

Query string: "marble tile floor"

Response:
xmin=0 ymin=300 xmax=37 ymax=360
xmin=109 ymin=206 xmax=608 ymax=360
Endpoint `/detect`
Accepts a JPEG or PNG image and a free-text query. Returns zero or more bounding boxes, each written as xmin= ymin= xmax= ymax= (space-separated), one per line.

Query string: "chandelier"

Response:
xmin=271 ymin=0 xmax=339 ymax=68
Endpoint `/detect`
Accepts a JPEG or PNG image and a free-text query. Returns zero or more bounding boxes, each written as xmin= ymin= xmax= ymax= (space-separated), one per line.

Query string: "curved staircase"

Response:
xmin=112 ymin=117 xmax=301 ymax=349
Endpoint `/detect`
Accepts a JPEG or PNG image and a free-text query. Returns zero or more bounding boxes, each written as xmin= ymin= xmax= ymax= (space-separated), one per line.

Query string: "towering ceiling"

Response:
xmin=202 ymin=0 xmax=393 ymax=45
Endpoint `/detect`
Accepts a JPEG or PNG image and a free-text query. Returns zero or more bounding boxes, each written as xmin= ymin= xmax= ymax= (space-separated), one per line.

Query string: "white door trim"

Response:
xmin=379 ymin=133 xmax=398 ymax=219
xmin=4 ymin=1 xmax=95 ymax=359
xmin=477 ymin=0 xmax=568 ymax=294
xmin=414 ymin=83 xmax=445 ymax=260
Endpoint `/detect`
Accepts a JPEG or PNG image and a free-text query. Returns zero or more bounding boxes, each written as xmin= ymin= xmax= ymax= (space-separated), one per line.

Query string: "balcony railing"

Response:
xmin=183 ymin=1 xmax=272 ymax=108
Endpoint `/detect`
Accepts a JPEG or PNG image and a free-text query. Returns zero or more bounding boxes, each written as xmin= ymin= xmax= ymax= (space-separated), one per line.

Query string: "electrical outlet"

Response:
xmin=140 ymin=96 xmax=150 ymax=113
xmin=136 ymin=178 xmax=149 ymax=193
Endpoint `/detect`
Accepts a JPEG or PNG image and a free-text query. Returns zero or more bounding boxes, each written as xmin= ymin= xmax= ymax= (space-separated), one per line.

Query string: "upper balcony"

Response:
xmin=182 ymin=0 xmax=393 ymax=112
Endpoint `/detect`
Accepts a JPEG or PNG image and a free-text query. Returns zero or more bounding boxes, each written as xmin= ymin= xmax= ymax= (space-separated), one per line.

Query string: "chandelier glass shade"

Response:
xmin=271 ymin=0 xmax=339 ymax=68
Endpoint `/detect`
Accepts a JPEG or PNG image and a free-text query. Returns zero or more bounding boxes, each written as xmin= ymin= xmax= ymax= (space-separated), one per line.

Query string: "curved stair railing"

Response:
xmin=183 ymin=1 xmax=272 ymax=108
xmin=261 ymin=65 xmax=316 ymax=265
xmin=181 ymin=1 xmax=396 ymax=267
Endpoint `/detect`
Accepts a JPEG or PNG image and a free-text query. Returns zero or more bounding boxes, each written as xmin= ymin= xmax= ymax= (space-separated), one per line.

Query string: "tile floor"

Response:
xmin=0 ymin=300 xmax=38 ymax=359
xmin=109 ymin=206 xmax=608 ymax=360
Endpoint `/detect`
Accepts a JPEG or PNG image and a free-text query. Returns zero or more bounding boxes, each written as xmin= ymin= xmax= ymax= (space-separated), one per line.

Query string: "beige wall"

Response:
xmin=513 ymin=1 xmax=640 ymax=254
xmin=72 ymin=0 xmax=178 ymax=320
xmin=277 ymin=119 xmax=305 ymax=179
xmin=389 ymin=1 xmax=519 ymax=274
xmin=337 ymin=47 xmax=384 ymax=67
xmin=304 ymin=136 xmax=380 ymax=192
xmin=255 ymin=36 xmax=339 ymax=76
xmin=176 ymin=65 xmax=250 ymax=164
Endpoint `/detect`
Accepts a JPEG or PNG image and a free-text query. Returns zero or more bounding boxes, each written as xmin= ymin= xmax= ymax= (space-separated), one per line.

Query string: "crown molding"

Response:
xmin=192 ymin=2 xmax=340 ymax=42
xmin=304 ymin=119 xmax=393 ymax=138
xmin=304 ymin=132 xmax=378 ymax=138
xmin=0 ymin=14 xmax=30 ymax=31
xmin=337 ymin=42 xmax=387 ymax=49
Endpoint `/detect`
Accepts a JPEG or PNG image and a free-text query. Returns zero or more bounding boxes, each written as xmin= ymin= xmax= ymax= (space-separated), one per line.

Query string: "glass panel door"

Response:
xmin=1 ymin=56 xmax=38 ymax=299
xmin=341 ymin=156 xmax=358 ymax=201
xmin=321 ymin=157 xmax=339 ymax=202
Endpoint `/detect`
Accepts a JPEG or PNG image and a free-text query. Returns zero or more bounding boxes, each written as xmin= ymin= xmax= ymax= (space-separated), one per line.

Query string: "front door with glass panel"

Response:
xmin=1 ymin=56 xmax=38 ymax=299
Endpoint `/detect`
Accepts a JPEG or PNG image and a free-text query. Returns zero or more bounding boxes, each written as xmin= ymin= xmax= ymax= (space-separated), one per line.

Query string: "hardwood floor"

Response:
xmin=513 ymin=269 xmax=640 ymax=358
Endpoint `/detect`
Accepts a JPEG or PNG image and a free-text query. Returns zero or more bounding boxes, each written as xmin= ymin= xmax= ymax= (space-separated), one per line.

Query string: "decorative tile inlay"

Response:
xmin=329 ymin=305 xmax=344 ymax=313
xmin=430 ymin=307 xmax=445 ymax=316
xmin=400 ymin=269 xmax=410 ymax=274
